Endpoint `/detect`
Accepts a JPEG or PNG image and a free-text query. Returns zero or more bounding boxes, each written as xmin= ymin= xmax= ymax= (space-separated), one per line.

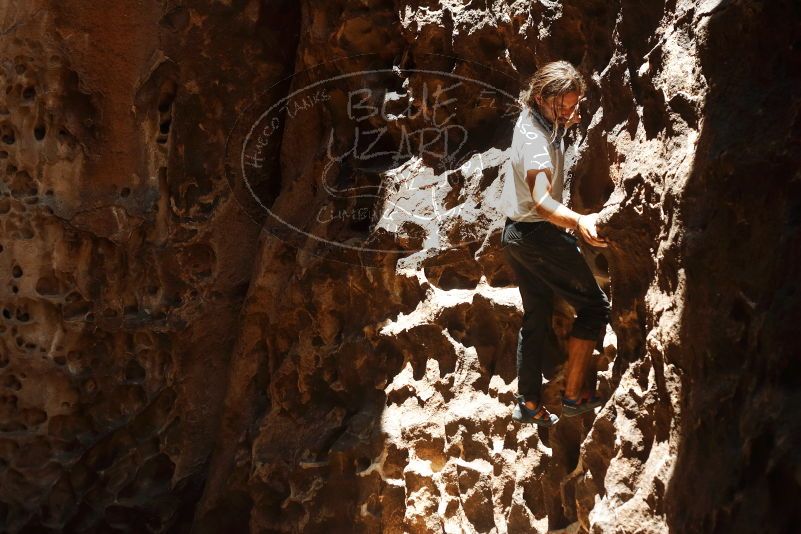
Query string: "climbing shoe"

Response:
xmin=512 ymin=397 xmax=559 ymax=427
xmin=561 ymin=391 xmax=604 ymax=418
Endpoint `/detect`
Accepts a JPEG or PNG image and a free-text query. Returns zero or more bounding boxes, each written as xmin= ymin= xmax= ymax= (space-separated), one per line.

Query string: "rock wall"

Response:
xmin=0 ymin=0 xmax=798 ymax=532
xmin=0 ymin=0 xmax=296 ymax=530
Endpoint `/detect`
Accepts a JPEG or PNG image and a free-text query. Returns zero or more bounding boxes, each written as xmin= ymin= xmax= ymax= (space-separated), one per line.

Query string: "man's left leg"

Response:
xmin=502 ymin=230 xmax=560 ymax=426
xmin=554 ymin=246 xmax=610 ymax=415
xmin=564 ymin=338 xmax=597 ymax=401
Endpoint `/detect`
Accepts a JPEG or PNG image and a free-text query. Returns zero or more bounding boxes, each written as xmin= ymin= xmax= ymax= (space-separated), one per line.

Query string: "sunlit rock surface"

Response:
xmin=0 ymin=0 xmax=798 ymax=532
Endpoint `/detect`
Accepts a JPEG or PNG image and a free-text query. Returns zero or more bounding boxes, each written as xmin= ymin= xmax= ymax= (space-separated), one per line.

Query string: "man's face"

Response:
xmin=536 ymin=91 xmax=583 ymax=128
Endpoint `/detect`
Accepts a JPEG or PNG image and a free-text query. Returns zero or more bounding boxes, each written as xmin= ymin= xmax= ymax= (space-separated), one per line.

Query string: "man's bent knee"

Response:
xmin=571 ymin=296 xmax=610 ymax=340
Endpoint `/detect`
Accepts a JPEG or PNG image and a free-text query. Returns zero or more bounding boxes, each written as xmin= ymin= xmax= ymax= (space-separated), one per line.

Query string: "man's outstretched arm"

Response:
xmin=527 ymin=169 xmax=607 ymax=247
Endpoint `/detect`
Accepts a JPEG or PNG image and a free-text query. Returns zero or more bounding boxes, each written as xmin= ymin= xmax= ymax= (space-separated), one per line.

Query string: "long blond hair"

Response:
xmin=522 ymin=61 xmax=586 ymax=141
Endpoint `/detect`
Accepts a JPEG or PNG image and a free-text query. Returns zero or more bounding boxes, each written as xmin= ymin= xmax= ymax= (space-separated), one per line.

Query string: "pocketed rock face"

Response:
xmin=0 ymin=0 xmax=298 ymax=531
xmin=1 ymin=0 xmax=799 ymax=533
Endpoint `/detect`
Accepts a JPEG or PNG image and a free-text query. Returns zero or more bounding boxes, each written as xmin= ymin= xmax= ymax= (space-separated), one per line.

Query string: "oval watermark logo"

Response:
xmin=224 ymin=55 xmax=520 ymax=267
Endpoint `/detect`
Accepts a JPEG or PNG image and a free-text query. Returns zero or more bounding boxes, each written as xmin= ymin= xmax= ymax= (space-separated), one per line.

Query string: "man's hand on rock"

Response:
xmin=576 ymin=213 xmax=608 ymax=247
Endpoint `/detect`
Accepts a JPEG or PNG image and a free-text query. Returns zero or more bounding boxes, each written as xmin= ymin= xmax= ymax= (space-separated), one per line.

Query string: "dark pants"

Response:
xmin=501 ymin=217 xmax=610 ymax=403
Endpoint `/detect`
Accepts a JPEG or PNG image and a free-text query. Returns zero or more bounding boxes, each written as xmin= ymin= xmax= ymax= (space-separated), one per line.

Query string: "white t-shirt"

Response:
xmin=500 ymin=108 xmax=565 ymax=222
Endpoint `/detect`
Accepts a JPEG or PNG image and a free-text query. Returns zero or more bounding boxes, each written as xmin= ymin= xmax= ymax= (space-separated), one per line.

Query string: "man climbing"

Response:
xmin=500 ymin=61 xmax=611 ymax=426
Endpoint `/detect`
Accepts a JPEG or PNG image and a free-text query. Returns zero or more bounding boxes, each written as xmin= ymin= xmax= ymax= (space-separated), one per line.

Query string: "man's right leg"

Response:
xmin=502 ymin=235 xmax=557 ymax=406
xmin=515 ymin=266 xmax=556 ymax=406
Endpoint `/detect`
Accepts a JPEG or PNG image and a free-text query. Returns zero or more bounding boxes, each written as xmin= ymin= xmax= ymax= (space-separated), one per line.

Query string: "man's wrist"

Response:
xmin=575 ymin=214 xmax=583 ymax=231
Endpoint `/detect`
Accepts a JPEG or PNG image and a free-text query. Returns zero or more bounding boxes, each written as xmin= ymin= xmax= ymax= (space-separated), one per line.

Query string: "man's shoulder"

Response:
xmin=512 ymin=107 xmax=556 ymax=173
xmin=514 ymin=108 xmax=548 ymax=141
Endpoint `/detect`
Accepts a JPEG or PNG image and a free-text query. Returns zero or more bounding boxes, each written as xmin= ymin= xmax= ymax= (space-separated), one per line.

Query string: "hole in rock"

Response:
xmin=62 ymin=298 xmax=92 ymax=320
xmin=124 ymin=359 xmax=146 ymax=382
xmin=355 ymin=457 xmax=371 ymax=471
xmin=155 ymin=80 xmax=177 ymax=145
xmin=669 ymin=93 xmax=698 ymax=129
xmin=157 ymin=85 xmax=176 ymax=113
xmin=479 ymin=166 xmax=500 ymax=191
xmin=161 ymin=6 xmax=190 ymax=31
xmin=595 ymin=252 xmax=609 ymax=274
xmin=22 ymin=408 xmax=47 ymax=426
xmin=443 ymin=170 xmax=465 ymax=210
xmin=2 ymin=375 xmax=21 ymax=390
xmin=423 ymin=250 xmax=483 ymax=291
xmin=34 ymin=125 xmax=45 ymax=140
xmin=430 ymin=266 xmax=481 ymax=290
xmin=118 ymin=453 xmax=176 ymax=500
xmin=35 ymin=275 xmax=59 ymax=295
